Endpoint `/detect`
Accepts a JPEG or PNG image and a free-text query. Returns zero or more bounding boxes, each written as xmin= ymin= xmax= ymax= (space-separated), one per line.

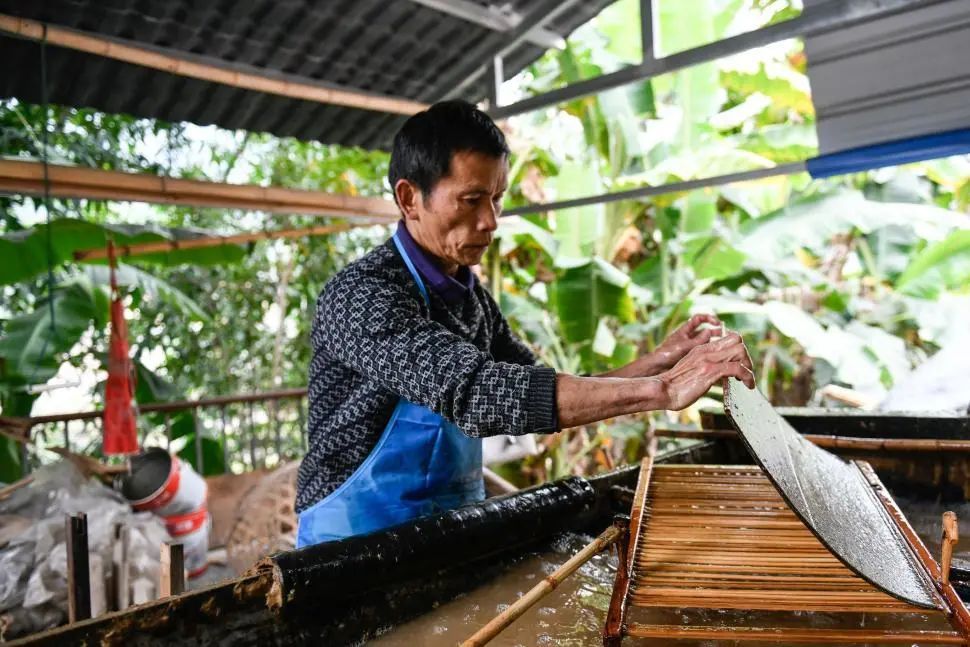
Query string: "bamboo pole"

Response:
xmin=0 ymin=14 xmax=427 ymax=116
xmin=0 ymin=387 xmax=307 ymax=427
xmin=460 ymin=521 xmax=625 ymax=647
xmin=0 ymin=159 xmax=400 ymax=219
xmin=653 ymin=427 xmax=970 ymax=453
xmin=73 ymin=221 xmax=386 ymax=261
xmin=0 ymin=474 xmax=33 ymax=500
xmin=942 ymin=512 xmax=958 ymax=586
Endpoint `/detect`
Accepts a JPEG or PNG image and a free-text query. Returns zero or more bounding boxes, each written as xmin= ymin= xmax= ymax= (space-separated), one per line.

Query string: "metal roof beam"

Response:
xmin=502 ymin=162 xmax=808 ymax=216
xmin=442 ymin=0 xmax=582 ymax=102
xmin=490 ymin=0 xmax=938 ymax=118
xmin=407 ymin=0 xmax=565 ymax=50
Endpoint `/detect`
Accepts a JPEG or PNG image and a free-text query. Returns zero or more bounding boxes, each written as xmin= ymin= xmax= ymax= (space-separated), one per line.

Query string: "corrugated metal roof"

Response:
xmin=0 ymin=0 xmax=614 ymax=149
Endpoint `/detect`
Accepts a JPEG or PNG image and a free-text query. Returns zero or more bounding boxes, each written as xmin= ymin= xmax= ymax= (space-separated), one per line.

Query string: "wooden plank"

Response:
xmin=159 ymin=543 xmax=185 ymax=597
xmin=658 ymin=427 xmax=970 ymax=452
xmin=0 ymin=14 xmax=427 ymax=116
xmin=701 ymin=408 xmax=970 ymax=440
xmin=73 ymin=222 xmax=373 ymax=261
xmin=626 ymin=624 xmax=965 ymax=643
xmin=0 ymin=160 xmax=399 ymax=220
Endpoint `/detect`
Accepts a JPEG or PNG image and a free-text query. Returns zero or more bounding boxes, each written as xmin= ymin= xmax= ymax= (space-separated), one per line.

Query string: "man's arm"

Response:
xmin=320 ymin=272 xmax=753 ymax=437
xmin=556 ymin=333 xmax=755 ymax=428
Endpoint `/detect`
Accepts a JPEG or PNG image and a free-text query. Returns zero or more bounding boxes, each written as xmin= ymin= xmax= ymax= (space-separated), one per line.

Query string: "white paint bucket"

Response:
xmin=165 ymin=505 xmax=210 ymax=578
xmin=120 ymin=447 xmax=207 ymax=517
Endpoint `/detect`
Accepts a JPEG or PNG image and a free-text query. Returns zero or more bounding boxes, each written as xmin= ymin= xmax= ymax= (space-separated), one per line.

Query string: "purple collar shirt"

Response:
xmin=395 ymin=221 xmax=475 ymax=305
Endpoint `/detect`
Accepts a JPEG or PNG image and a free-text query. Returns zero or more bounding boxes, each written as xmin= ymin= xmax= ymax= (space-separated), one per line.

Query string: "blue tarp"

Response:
xmin=807 ymin=128 xmax=970 ymax=178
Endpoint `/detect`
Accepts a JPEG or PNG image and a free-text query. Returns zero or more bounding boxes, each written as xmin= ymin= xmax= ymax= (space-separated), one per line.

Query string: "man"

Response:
xmin=295 ymin=100 xmax=754 ymax=547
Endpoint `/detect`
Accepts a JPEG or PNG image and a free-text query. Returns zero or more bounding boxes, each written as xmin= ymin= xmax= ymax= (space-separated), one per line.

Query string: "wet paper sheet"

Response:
xmin=723 ymin=378 xmax=940 ymax=609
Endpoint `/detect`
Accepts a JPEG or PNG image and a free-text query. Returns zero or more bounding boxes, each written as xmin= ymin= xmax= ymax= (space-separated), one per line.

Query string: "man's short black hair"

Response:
xmin=388 ymin=100 xmax=509 ymax=202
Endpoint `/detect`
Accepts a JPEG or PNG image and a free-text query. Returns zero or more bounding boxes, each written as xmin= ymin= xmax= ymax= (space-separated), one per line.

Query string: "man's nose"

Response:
xmin=479 ymin=202 xmax=499 ymax=232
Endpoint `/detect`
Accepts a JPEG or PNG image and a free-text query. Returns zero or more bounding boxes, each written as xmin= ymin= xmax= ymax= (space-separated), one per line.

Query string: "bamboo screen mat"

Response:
xmin=628 ymin=464 xmax=924 ymax=613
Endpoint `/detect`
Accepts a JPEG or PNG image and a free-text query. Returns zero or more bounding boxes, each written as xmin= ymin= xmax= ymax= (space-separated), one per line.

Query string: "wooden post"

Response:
xmin=160 ymin=543 xmax=185 ymax=597
xmin=65 ymin=513 xmax=91 ymax=623
xmin=603 ymin=515 xmax=631 ymax=647
xmin=943 ymin=511 xmax=958 ymax=586
xmin=113 ymin=524 xmax=130 ymax=611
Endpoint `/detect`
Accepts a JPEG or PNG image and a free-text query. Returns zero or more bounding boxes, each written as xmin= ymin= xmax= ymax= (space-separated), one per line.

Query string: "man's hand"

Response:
xmin=653 ymin=332 xmax=755 ymax=411
xmin=597 ymin=313 xmax=724 ymax=379
xmin=653 ymin=313 xmax=723 ymax=372
xmin=555 ymin=328 xmax=755 ymax=429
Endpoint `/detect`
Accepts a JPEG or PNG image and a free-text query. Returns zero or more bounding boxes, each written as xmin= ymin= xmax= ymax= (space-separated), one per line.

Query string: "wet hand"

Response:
xmin=652 ymin=313 xmax=723 ymax=371
xmin=652 ymin=332 xmax=755 ymax=411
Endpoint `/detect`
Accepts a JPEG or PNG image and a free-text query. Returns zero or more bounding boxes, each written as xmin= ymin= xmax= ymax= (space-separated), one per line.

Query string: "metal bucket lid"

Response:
xmin=118 ymin=447 xmax=173 ymax=502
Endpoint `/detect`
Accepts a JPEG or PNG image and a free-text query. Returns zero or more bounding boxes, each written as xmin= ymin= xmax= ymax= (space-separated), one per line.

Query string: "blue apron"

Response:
xmin=296 ymin=233 xmax=485 ymax=547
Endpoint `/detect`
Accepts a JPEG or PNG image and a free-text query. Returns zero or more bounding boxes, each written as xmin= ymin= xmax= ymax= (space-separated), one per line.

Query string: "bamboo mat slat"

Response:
xmin=627 ymin=464 xmax=929 ymax=614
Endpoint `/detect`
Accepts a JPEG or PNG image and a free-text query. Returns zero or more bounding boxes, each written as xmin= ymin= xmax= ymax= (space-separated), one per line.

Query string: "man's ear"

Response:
xmin=394 ymin=179 xmax=422 ymax=220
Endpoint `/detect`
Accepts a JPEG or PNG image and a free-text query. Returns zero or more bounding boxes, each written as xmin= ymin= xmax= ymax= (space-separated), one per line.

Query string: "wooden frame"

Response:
xmin=0 ymin=159 xmax=399 ymax=219
xmin=604 ymin=461 xmax=970 ymax=645
xmin=0 ymin=14 xmax=426 ymax=116
xmin=652 ymin=427 xmax=970 ymax=453
xmin=72 ymin=222 xmax=387 ymax=261
xmin=603 ymin=454 xmax=652 ymax=646
xmin=859 ymin=461 xmax=970 ymax=638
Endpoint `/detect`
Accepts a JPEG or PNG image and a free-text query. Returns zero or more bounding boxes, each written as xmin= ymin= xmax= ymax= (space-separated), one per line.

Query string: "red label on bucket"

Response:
xmin=165 ymin=505 xmax=208 ymax=536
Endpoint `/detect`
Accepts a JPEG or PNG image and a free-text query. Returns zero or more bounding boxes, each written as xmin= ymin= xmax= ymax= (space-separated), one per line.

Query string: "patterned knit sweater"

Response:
xmin=295 ymin=238 xmax=559 ymax=513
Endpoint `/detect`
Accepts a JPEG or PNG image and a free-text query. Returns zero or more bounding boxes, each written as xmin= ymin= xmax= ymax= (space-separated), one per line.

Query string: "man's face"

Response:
xmin=396 ymin=150 xmax=508 ymax=271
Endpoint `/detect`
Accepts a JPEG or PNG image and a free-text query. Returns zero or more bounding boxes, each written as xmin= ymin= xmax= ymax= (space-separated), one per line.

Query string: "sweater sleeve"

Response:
xmin=315 ymin=271 xmax=558 ymax=437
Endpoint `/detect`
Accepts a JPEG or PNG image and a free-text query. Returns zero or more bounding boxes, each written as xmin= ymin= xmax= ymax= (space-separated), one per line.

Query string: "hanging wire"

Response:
xmin=25 ymin=25 xmax=58 ymax=392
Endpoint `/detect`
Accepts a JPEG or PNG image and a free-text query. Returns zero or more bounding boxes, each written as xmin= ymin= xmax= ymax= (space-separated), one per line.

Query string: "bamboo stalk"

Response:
xmin=654 ymin=427 xmax=970 ymax=452
xmin=942 ymin=512 xmax=958 ymax=586
xmin=73 ymin=222 xmax=382 ymax=261
xmin=0 ymin=159 xmax=399 ymax=219
xmin=625 ymin=624 xmax=965 ymax=643
xmin=0 ymin=474 xmax=34 ymax=500
xmin=0 ymin=387 xmax=307 ymax=427
xmin=460 ymin=521 xmax=624 ymax=647
xmin=626 ymin=455 xmax=655 ymax=572
xmin=0 ymin=14 xmax=426 ymax=116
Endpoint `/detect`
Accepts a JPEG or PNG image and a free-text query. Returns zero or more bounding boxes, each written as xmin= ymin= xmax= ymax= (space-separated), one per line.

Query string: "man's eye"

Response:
xmin=463 ymin=196 xmax=480 ymax=204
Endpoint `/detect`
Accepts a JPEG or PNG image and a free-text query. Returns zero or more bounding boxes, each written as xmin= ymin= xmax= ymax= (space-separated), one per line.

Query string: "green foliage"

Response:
xmin=0 ymin=218 xmax=247 ymax=286
xmin=896 ymin=230 xmax=970 ymax=298
xmin=500 ymin=0 xmax=970 ymax=483
xmin=549 ymin=258 xmax=636 ymax=344
xmin=0 ymin=276 xmax=108 ymax=383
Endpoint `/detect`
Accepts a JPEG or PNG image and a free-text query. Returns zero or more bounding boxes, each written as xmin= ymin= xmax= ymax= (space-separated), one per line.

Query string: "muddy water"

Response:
xmin=372 ymin=498 xmax=970 ymax=646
